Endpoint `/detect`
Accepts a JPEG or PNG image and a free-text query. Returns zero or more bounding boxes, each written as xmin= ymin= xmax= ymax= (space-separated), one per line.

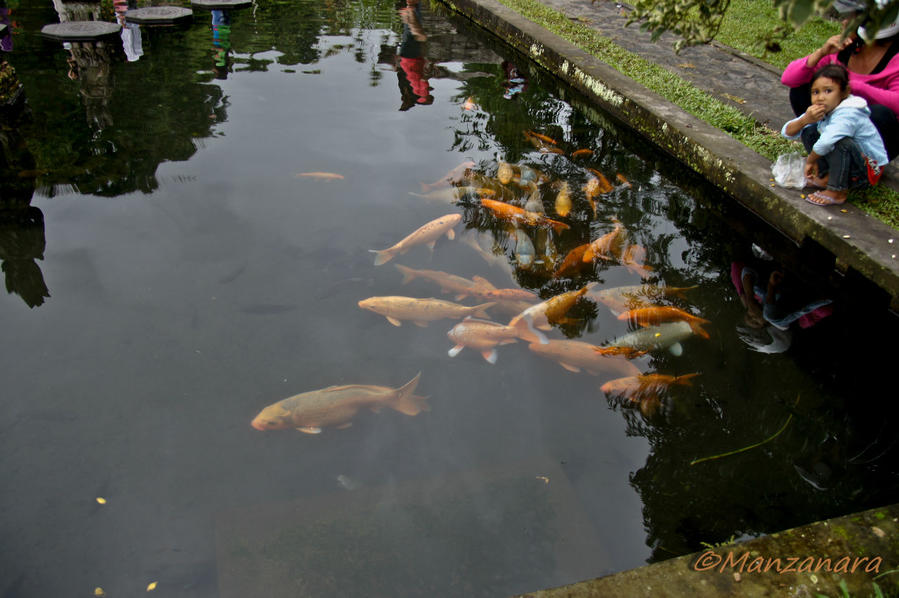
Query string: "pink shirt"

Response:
xmin=781 ymin=51 xmax=899 ymax=114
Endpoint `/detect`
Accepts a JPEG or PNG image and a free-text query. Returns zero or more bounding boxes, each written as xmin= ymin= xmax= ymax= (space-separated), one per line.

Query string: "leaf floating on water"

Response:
xmin=96 ymin=497 xmax=107 ymax=505
xmin=840 ymin=209 xmax=848 ymax=213
xmin=147 ymin=581 xmax=158 ymax=591
xmin=94 ymin=588 xmax=106 ymax=597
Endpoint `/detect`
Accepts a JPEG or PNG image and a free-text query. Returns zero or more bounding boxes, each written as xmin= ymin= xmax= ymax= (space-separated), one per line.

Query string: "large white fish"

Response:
xmin=528 ymin=339 xmax=641 ymax=377
xmin=358 ymin=296 xmax=494 ymax=327
xmin=370 ymin=214 xmax=461 ymax=266
xmin=602 ymin=321 xmax=695 ymax=356
xmin=447 ymin=316 xmax=546 ymax=364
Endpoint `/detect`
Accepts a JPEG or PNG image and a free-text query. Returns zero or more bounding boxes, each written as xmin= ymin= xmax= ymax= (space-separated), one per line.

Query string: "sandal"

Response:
xmin=804 ymin=190 xmax=846 ymax=206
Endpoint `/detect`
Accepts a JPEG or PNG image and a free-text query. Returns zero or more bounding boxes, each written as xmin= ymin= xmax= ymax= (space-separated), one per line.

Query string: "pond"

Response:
xmin=2 ymin=0 xmax=899 ymax=596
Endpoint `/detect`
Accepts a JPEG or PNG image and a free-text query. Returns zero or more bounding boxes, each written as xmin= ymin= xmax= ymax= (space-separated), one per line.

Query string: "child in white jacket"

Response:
xmin=781 ymin=63 xmax=888 ymax=206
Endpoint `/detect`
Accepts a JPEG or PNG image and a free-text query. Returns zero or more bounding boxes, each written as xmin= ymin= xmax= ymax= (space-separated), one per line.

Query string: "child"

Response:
xmin=781 ymin=63 xmax=888 ymax=206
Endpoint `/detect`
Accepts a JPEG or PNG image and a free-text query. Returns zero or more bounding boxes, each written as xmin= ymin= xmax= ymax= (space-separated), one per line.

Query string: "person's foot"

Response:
xmin=805 ymin=174 xmax=828 ymax=189
xmin=804 ymin=189 xmax=847 ymax=206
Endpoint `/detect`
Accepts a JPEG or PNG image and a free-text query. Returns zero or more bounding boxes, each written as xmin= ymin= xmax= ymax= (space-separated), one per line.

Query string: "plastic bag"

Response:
xmin=771 ymin=152 xmax=806 ymax=189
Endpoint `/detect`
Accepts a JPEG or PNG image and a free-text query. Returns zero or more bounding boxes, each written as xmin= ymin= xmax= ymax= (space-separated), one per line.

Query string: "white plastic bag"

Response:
xmin=771 ymin=152 xmax=806 ymax=189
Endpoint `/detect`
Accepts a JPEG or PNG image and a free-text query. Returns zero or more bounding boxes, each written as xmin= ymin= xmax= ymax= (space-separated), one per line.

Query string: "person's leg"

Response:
xmin=806 ymin=139 xmax=866 ymax=205
xmin=869 ymin=104 xmax=899 ymax=162
xmin=789 ymin=84 xmax=811 ymax=118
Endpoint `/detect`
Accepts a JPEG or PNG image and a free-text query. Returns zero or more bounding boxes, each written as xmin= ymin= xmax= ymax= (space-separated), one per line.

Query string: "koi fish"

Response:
xmin=528 ymin=339 xmax=642 ymax=377
xmin=509 ymin=286 xmax=589 ymax=331
xmin=621 ymin=244 xmax=654 ymax=279
xmin=539 ymin=146 xmax=566 ymax=155
xmin=582 ymin=220 xmax=626 ymax=262
xmin=480 ymin=198 xmax=569 ymax=233
xmin=250 ymin=373 xmax=428 ymax=433
xmin=586 ymin=284 xmax=697 ymax=315
xmin=420 ymin=160 xmax=475 ymax=193
xmin=463 ymin=97 xmax=477 ymax=111
xmin=394 ymin=265 xmax=491 ymax=300
xmin=518 ymin=165 xmax=543 ymax=188
xmin=552 ymin=243 xmax=591 ymax=279
xmin=447 ymin=316 xmax=547 ymax=364
xmin=601 ymin=373 xmax=700 ymax=403
xmin=295 ymin=172 xmax=344 ymax=180
xmin=592 ymin=346 xmax=649 ymax=359
xmin=583 ymin=177 xmax=600 ymax=218
xmin=570 ymin=149 xmax=593 ymax=158
xmin=588 ymin=169 xmax=614 ymax=193
xmin=469 ymin=276 xmax=540 ymax=302
xmin=409 ymin=186 xmax=496 ymax=204
xmin=497 ymin=162 xmax=517 ymax=185
xmin=512 ymin=228 xmax=536 ymax=268
xmin=370 ymin=213 xmax=461 ymax=265
xmin=618 ymin=306 xmax=710 ymax=339
xmin=555 ymin=181 xmax=572 ymax=217
xmin=601 ymin=321 xmax=696 ymax=356
xmin=616 ymin=173 xmax=632 ymax=188
xmin=358 ymin=296 xmax=494 ymax=327
xmin=525 ymin=130 xmax=558 ymax=145
xmin=523 ymin=184 xmax=545 ymax=215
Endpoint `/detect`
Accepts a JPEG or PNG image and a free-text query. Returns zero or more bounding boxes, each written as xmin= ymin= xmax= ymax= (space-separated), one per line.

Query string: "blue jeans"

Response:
xmin=799 ymin=128 xmax=870 ymax=192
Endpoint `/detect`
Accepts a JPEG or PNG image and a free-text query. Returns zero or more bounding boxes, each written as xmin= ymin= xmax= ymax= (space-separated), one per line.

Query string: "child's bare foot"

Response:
xmin=804 ymin=189 xmax=847 ymax=206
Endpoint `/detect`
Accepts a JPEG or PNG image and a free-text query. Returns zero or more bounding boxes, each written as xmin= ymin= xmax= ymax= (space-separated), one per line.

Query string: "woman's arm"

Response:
xmin=782 ymin=53 xmax=838 ymax=87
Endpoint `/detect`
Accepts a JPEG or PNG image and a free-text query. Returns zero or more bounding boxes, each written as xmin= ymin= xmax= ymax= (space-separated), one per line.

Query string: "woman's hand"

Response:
xmin=821 ymin=33 xmax=853 ymax=55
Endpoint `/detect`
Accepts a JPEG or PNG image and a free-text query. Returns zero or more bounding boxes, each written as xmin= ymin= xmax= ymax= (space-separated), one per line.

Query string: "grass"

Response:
xmin=490 ymin=0 xmax=899 ymax=229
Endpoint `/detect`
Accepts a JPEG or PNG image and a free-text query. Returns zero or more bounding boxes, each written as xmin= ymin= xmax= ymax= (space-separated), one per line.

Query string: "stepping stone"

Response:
xmin=40 ymin=21 xmax=121 ymax=41
xmin=191 ymin=0 xmax=252 ymax=9
xmin=124 ymin=6 xmax=193 ymax=25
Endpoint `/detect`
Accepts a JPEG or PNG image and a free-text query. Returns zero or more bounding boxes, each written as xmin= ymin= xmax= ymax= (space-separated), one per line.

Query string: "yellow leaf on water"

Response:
xmin=678 ymin=62 xmax=696 ymax=69
xmin=96 ymin=497 xmax=107 ymax=505
xmin=147 ymin=581 xmax=158 ymax=591
xmin=94 ymin=588 xmax=106 ymax=597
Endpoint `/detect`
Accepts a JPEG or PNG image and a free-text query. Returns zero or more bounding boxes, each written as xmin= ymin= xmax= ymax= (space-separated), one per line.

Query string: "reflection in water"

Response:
xmin=396 ymin=0 xmax=432 ymax=110
xmin=211 ymin=9 xmax=231 ymax=79
xmin=113 ymin=0 xmax=143 ymax=63
xmin=502 ymin=60 xmax=526 ymax=100
xmin=0 ymin=3 xmax=13 ymax=52
xmin=64 ymin=40 xmax=119 ymax=130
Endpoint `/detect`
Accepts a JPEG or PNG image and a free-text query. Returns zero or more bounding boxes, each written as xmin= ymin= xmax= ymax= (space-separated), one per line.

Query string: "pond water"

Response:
xmin=2 ymin=0 xmax=899 ymax=596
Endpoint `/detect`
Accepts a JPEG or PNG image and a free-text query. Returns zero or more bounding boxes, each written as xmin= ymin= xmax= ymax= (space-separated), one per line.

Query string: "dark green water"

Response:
xmin=1 ymin=0 xmax=898 ymax=596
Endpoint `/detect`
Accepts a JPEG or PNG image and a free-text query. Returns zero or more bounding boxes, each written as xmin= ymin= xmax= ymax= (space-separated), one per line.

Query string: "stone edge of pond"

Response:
xmin=512 ymin=503 xmax=899 ymax=598
xmin=438 ymin=0 xmax=899 ymax=309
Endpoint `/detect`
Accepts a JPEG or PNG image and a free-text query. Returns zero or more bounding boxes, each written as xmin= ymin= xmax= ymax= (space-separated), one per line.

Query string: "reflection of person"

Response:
xmin=396 ymin=0 xmax=433 ymax=110
xmin=0 ymin=206 xmax=50 ymax=308
xmin=63 ymin=40 xmax=118 ymax=130
xmin=502 ymin=60 xmax=527 ymax=100
xmin=781 ymin=0 xmax=899 ymax=162
xmin=731 ymin=245 xmax=832 ymax=353
xmin=113 ymin=0 xmax=143 ymax=63
xmin=0 ymin=4 xmax=13 ymax=52
xmin=211 ymin=9 xmax=231 ymax=79
xmin=781 ymin=64 xmax=887 ymax=206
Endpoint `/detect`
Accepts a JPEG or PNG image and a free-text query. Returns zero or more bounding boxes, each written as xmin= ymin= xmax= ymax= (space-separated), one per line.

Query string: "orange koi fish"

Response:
xmin=616 ymin=173 xmax=632 ymax=188
xmin=583 ymin=178 xmax=600 ymax=218
xmin=570 ymin=149 xmax=594 ymax=158
xmin=251 ymin=373 xmax=428 ymax=433
xmin=618 ymin=306 xmax=710 ymax=339
xmin=586 ymin=284 xmax=697 ymax=315
xmin=600 ymin=373 xmax=700 ymax=403
xmin=528 ymin=339 xmax=642 ymax=377
xmin=553 ymin=244 xmax=591 ymax=278
xmin=555 ymin=181 xmax=572 ymax=217
xmin=525 ymin=130 xmax=559 ymax=145
xmin=509 ymin=286 xmax=589 ymax=331
xmin=621 ymin=244 xmax=654 ymax=280
xmin=480 ymin=198 xmax=570 ymax=233
xmin=447 ymin=316 xmax=547 ymax=364
xmin=582 ymin=220 xmax=626 ymax=262
xmin=370 ymin=213 xmax=461 ymax=266
xmin=592 ymin=346 xmax=649 ymax=359
xmin=296 ymin=172 xmax=344 ymax=180
xmin=463 ymin=97 xmax=478 ymax=111
xmin=469 ymin=276 xmax=540 ymax=302
xmin=394 ymin=265 xmax=491 ymax=301
xmin=539 ymin=146 xmax=566 ymax=155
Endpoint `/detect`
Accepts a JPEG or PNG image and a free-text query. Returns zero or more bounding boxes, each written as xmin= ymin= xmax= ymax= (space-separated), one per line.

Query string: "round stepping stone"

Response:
xmin=191 ymin=0 xmax=251 ymax=9
xmin=124 ymin=6 xmax=193 ymax=24
xmin=40 ymin=21 xmax=121 ymax=41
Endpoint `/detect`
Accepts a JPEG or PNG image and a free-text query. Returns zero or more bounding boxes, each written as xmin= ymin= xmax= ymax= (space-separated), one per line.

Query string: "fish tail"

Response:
xmin=675 ymin=373 xmax=701 ymax=386
xmin=391 ymin=372 xmax=429 ymax=416
xmin=512 ymin=312 xmax=548 ymax=344
xmin=550 ymin=220 xmax=570 ymax=234
xmin=689 ymin=321 xmax=711 ymax=340
xmin=472 ymin=302 xmax=496 ymax=318
xmin=370 ymin=248 xmax=396 ymax=266
xmin=395 ymin=264 xmax=415 ymax=284
xmin=669 ymin=285 xmax=699 ymax=299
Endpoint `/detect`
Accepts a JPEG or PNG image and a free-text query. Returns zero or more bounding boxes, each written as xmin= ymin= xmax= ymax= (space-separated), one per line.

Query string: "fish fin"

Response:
xmin=395 ymin=264 xmax=415 ymax=284
xmin=481 ymin=349 xmax=498 ymax=364
xmin=511 ymin=313 xmax=548 ymax=344
xmin=408 ymin=192 xmax=426 ymax=198
xmin=446 ymin=229 xmax=455 ymax=240
xmin=391 ymin=392 xmax=430 ymax=416
xmin=336 ymin=422 xmax=353 ymax=430
xmin=448 ymin=344 xmax=464 ymax=357
xmin=689 ymin=321 xmax=710 ymax=339
xmin=386 ymin=316 xmax=403 ymax=327
xmin=676 ymin=373 xmax=701 ymax=386
xmin=370 ymin=249 xmax=395 ymax=266
xmin=454 ymin=294 xmax=467 ymax=301
xmin=582 ymin=247 xmax=595 ymax=262
xmin=471 ymin=275 xmax=497 ymax=290
xmin=412 ymin=320 xmax=429 ymax=328
xmin=559 ymin=362 xmax=581 ymax=373
xmin=669 ymin=342 xmax=683 ymax=357
xmin=498 ymin=339 xmax=518 ymax=345
xmin=297 ymin=426 xmax=322 ymax=434
xmin=427 ymin=240 xmax=437 ymax=251
xmin=472 ymin=302 xmax=496 ymax=318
